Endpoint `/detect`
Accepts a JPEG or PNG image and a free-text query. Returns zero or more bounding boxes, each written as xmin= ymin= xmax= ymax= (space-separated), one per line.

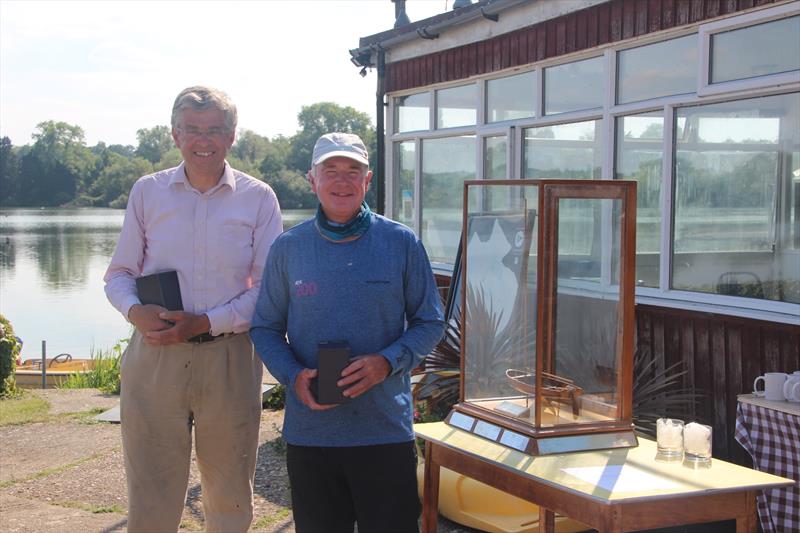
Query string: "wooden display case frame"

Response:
xmin=447 ymin=179 xmax=638 ymax=455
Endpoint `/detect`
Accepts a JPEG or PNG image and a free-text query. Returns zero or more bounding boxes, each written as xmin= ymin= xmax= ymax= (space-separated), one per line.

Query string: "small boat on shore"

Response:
xmin=14 ymin=354 xmax=95 ymax=388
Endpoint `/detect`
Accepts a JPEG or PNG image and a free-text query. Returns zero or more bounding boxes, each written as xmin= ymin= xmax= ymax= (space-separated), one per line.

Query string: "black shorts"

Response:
xmin=286 ymin=441 xmax=420 ymax=533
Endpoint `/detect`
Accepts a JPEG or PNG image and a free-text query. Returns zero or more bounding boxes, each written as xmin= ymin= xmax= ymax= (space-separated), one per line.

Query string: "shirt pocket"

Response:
xmin=218 ymin=223 xmax=253 ymax=269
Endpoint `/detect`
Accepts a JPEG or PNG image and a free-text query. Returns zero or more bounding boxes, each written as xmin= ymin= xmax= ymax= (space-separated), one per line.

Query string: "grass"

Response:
xmin=57 ymin=501 xmax=125 ymax=514
xmin=0 ymin=390 xmax=50 ymax=426
xmin=0 ymin=390 xmax=108 ymax=427
xmin=252 ymin=507 xmax=292 ymax=528
xmin=59 ymin=341 xmax=125 ymax=394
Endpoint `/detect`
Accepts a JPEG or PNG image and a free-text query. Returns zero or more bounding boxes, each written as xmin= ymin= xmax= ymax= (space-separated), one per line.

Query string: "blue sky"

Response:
xmin=0 ymin=0 xmax=447 ymax=147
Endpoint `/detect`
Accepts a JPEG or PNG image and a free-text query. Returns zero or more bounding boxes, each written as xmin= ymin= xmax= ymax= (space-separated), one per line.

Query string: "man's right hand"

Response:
xmin=128 ymin=304 xmax=172 ymax=335
xmin=294 ymin=368 xmax=337 ymax=411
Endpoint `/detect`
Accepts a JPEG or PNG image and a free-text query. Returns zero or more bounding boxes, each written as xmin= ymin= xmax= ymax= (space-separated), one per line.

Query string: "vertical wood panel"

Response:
xmin=726 ymin=325 xmax=743 ymax=461
xmin=648 ymin=0 xmax=663 ymax=32
xmin=706 ymin=0 xmax=721 ymax=18
xmin=663 ymin=0 xmax=676 ymax=27
xmin=691 ymin=0 xmax=705 ymax=22
xmin=598 ymin=2 xmax=611 ymax=45
xmin=621 ymin=0 xmax=635 ymax=40
xmin=710 ymin=322 xmax=728 ymax=457
xmin=764 ymin=334 xmax=781 ymax=371
xmin=587 ymin=6 xmax=599 ymax=47
xmin=576 ymin=11 xmax=588 ymax=50
xmin=680 ymin=318 xmax=697 ymax=418
xmin=610 ymin=0 xmax=624 ymax=41
xmin=634 ymin=0 xmax=649 ymax=36
xmin=782 ymin=330 xmax=799 ymax=372
xmin=545 ymin=19 xmax=557 ymax=58
xmin=676 ymin=0 xmax=691 ymax=25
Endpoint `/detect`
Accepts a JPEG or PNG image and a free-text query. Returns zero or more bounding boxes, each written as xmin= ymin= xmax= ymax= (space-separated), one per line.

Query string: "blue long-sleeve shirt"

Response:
xmin=250 ymin=214 xmax=445 ymax=446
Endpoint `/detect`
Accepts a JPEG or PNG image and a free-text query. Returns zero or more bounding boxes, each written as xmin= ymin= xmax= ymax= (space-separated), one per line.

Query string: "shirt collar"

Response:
xmin=170 ymin=161 xmax=237 ymax=194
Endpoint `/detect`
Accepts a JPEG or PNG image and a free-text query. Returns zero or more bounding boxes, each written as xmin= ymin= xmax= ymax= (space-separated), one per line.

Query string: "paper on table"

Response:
xmin=561 ymin=465 xmax=681 ymax=492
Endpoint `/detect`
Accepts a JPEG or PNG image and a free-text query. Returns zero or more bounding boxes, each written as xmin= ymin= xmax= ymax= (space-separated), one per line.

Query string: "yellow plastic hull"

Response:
xmin=417 ymin=463 xmax=589 ymax=533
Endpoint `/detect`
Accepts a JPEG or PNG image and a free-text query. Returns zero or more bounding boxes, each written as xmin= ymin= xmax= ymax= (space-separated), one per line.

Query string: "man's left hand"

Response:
xmin=143 ymin=311 xmax=211 ymax=346
xmin=338 ymin=354 xmax=391 ymax=399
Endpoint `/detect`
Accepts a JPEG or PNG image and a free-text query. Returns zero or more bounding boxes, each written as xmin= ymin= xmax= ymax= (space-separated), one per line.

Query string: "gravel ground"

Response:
xmin=0 ymin=389 xmax=480 ymax=533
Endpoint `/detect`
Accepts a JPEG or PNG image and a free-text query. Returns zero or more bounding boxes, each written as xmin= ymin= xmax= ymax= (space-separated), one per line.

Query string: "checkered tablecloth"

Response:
xmin=735 ymin=401 xmax=800 ymax=533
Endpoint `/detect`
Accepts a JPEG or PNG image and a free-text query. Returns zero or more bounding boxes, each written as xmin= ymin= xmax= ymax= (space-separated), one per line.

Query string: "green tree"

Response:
xmin=287 ymin=102 xmax=375 ymax=174
xmin=90 ymin=152 xmax=153 ymax=208
xmin=0 ymin=137 xmax=20 ymax=206
xmin=135 ymin=125 xmax=173 ymax=164
xmin=16 ymin=121 xmax=95 ymax=206
xmin=268 ymin=169 xmax=317 ymax=209
xmin=259 ymin=136 xmax=291 ymax=177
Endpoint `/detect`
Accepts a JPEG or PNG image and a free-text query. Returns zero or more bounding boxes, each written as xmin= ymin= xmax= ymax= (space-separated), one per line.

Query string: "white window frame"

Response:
xmin=698 ymin=1 xmax=800 ymax=97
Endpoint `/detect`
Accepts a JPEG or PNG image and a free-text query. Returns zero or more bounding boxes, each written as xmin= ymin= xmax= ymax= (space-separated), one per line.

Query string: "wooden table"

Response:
xmin=416 ymin=422 xmax=793 ymax=533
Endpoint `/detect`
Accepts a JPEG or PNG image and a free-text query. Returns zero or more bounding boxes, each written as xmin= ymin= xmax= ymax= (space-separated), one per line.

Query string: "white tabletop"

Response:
xmin=737 ymin=394 xmax=800 ymax=416
xmin=415 ymin=422 xmax=793 ymax=504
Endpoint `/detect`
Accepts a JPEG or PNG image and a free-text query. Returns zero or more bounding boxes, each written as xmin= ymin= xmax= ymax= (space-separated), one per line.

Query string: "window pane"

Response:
xmin=523 ymin=120 xmax=601 ymax=179
xmin=711 ymin=16 xmax=800 ymax=83
xmin=673 ymin=92 xmax=800 ymax=303
xmin=544 ymin=57 xmax=604 ymax=115
xmin=395 ymin=92 xmax=429 ymax=133
xmin=487 ymin=71 xmax=535 ymax=122
xmin=437 ymin=84 xmax=477 ymax=128
xmin=393 ymin=141 xmax=415 ymax=229
xmin=484 ymin=136 xmax=508 ymax=211
xmin=615 ymin=112 xmax=663 ymax=287
xmin=422 ymin=136 xmax=476 ymax=263
xmin=484 ymin=136 xmax=507 ymax=179
xmin=617 ymin=35 xmax=697 ymax=104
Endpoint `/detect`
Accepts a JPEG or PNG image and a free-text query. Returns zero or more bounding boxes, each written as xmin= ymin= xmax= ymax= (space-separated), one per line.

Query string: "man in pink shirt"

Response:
xmin=104 ymin=86 xmax=282 ymax=532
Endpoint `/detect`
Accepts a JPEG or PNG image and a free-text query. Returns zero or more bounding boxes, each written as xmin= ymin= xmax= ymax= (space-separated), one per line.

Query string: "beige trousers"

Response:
xmin=120 ymin=331 xmax=263 ymax=533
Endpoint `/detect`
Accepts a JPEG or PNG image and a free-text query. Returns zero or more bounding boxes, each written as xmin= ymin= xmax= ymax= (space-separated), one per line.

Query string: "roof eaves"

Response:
xmin=349 ymin=0 xmax=531 ymax=67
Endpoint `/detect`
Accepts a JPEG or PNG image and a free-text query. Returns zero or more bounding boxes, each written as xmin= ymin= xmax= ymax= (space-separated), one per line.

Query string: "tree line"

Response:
xmin=0 ymin=102 xmax=376 ymax=210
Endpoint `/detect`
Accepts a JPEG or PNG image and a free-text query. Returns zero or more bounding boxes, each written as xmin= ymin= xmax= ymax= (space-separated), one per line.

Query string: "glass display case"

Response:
xmin=445 ymin=179 xmax=638 ymax=454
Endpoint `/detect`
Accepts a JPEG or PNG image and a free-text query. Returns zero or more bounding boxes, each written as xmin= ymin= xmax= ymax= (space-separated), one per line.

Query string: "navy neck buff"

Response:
xmin=315 ymin=201 xmax=373 ymax=241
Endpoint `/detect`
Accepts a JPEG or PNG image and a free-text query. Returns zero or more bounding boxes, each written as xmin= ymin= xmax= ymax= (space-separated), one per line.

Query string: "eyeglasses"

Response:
xmin=176 ymin=126 xmax=230 ymax=140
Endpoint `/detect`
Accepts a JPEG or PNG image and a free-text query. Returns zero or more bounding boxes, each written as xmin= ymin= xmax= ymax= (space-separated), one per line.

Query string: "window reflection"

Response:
xmin=393 ymin=142 xmax=415 ymax=229
xmin=422 ymin=136 xmax=476 ymax=263
xmin=437 ymin=84 xmax=477 ymax=129
xmin=395 ymin=92 xmax=430 ymax=133
xmin=617 ymin=34 xmax=697 ymax=104
xmin=711 ymin=16 xmax=800 ymax=83
xmin=523 ymin=120 xmax=601 ymax=179
xmin=487 ymin=71 xmax=536 ymax=122
xmin=544 ymin=57 xmax=604 ymax=114
xmin=673 ymin=93 xmax=800 ymax=303
xmin=615 ymin=112 xmax=664 ymax=287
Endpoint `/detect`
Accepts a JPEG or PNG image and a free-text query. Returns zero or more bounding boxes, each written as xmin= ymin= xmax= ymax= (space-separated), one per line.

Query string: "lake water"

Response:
xmin=0 ymin=207 xmax=313 ymax=359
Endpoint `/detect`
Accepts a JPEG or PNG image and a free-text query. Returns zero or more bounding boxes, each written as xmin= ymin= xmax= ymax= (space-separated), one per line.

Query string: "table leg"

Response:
xmin=538 ymin=507 xmax=555 ymax=533
xmin=735 ymin=491 xmax=758 ymax=533
xmin=422 ymin=441 xmax=440 ymax=533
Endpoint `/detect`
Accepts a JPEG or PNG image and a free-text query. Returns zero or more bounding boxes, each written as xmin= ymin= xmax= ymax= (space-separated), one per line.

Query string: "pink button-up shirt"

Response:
xmin=104 ymin=162 xmax=282 ymax=335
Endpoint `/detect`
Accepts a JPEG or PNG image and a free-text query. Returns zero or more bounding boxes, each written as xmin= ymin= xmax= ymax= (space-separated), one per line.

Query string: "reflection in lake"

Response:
xmin=0 ymin=207 xmax=312 ymax=358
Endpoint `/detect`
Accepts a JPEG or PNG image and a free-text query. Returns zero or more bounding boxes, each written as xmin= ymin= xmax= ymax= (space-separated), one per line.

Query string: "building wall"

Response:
xmin=636 ymin=304 xmax=799 ymax=463
xmin=386 ymin=0 xmax=780 ymax=93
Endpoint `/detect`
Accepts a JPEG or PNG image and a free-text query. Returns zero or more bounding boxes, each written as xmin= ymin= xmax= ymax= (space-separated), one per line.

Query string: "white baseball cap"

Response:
xmin=311 ymin=132 xmax=369 ymax=166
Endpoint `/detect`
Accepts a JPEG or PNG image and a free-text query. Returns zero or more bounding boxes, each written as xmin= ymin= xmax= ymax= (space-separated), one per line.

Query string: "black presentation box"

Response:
xmin=135 ymin=270 xmax=183 ymax=311
xmin=315 ymin=340 xmax=352 ymax=405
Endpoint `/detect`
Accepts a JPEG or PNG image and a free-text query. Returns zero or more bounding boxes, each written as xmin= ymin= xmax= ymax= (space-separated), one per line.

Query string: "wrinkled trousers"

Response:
xmin=121 ymin=331 xmax=263 ymax=533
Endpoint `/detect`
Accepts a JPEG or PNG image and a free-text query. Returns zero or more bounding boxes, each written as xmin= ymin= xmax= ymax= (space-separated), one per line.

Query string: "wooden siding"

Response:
xmin=635 ymin=304 xmax=799 ymax=465
xmin=386 ymin=0 xmax=778 ymax=93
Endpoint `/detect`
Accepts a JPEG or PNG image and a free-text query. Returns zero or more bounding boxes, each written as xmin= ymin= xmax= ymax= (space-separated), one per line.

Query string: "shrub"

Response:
xmin=0 ymin=314 xmax=21 ymax=398
xmin=59 ymin=340 xmax=126 ymax=394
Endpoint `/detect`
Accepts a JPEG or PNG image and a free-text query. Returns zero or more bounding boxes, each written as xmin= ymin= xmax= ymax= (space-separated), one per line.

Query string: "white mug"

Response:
xmin=784 ymin=375 xmax=800 ymax=402
xmin=753 ymin=372 xmax=788 ymax=402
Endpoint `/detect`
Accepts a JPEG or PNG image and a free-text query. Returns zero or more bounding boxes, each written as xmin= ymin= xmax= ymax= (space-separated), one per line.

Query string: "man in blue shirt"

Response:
xmin=251 ymin=132 xmax=444 ymax=532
